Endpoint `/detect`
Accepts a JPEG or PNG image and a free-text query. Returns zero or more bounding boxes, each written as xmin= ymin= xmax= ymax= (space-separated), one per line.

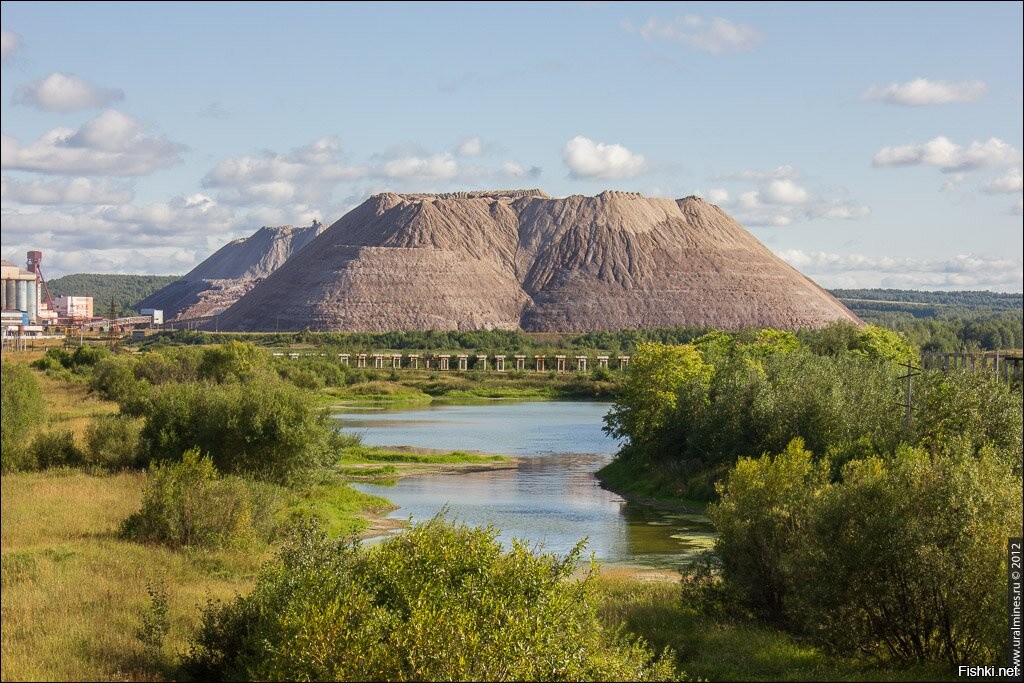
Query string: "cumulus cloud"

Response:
xmin=981 ymin=167 xmax=1023 ymax=194
xmin=1 ymin=175 xmax=134 ymax=205
xmin=203 ymin=136 xmax=367 ymax=206
xmin=761 ymin=179 xmax=809 ymax=205
xmin=707 ymin=166 xmax=868 ymax=226
xmin=1 ymin=110 xmax=186 ymax=176
xmin=863 ymin=78 xmax=987 ymax=106
xmin=381 ymin=152 xmax=459 ymax=181
xmin=563 ymin=136 xmax=646 ymax=180
xmin=777 ymin=249 xmax=1023 ymax=291
xmin=1 ymin=193 xmax=241 ymax=254
xmin=622 ymin=15 xmax=762 ymax=54
xmin=14 ymin=72 xmax=125 ymax=112
xmin=456 ymin=136 xmax=484 ymax=157
xmin=872 ymin=136 xmax=1021 ymax=172
xmin=1 ymin=28 xmax=20 ymax=64
xmin=712 ymin=165 xmax=799 ymax=181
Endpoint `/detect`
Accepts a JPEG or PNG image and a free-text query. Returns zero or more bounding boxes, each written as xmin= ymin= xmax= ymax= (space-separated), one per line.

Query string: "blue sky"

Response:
xmin=1 ymin=1 xmax=1021 ymax=291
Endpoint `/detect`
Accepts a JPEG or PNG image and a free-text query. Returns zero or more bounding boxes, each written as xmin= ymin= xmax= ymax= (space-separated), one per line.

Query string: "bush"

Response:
xmin=185 ymin=517 xmax=678 ymax=682
xmin=84 ymin=414 xmax=144 ymax=470
xmin=798 ymin=446 xmax=1021 ymax=665
xmin=140 ymin=376 xmax=339 ymax=483
xmin=1 ymin=361 xmax=45 ymax=472
xmin=711 ymin=441 xmax=1023 ymax=665
xmin=708 ymin=438 xmax=829 ymax=625
xmin=28 ymin=429 xmax=85 ymax=470
xmin=121 ymin=449 xmax=280 ymax=549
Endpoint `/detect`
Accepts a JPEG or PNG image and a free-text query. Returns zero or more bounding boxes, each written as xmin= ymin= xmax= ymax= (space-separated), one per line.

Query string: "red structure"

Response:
xmin=26 ymin=250 xmax=56 ymax=311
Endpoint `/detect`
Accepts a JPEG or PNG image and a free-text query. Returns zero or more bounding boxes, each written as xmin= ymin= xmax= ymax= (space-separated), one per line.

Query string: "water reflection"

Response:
xmin=337 ymin=401 xmax=715 ymax=570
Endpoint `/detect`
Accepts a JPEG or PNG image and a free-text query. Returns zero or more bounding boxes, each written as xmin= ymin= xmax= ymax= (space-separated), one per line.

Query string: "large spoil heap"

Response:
xmin=138 ymin=222 xmax=326 ymax=320
xmin=214 ymin=190 xmax=860 ymax=332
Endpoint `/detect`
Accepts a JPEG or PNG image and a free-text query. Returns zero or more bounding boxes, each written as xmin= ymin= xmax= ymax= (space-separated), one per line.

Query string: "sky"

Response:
xmin=1 ymin=1 xmax=1022 ymax=291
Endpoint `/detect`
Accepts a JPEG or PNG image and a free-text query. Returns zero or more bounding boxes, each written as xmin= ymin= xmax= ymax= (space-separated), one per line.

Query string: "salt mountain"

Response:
xmin=138 ymin=221 xmax=326 ymax=320
xmin=207 ymin=189 xmax=859 ymax=332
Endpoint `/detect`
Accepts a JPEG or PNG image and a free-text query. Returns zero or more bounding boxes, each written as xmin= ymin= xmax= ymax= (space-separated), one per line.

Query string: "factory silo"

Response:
xmin=16 ymin=279 xmax=28 ymax=312
xmin=26 ymin=279 xmax=38 ymax=323
xmin=4 ymin=279 xmax=14 ymax=309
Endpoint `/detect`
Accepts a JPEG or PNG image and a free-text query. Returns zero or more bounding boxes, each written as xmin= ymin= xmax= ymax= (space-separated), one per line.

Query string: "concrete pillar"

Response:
xmin=597 ymin=355 xmax=609 ymax=369
xmin=357 ymin=354 xmax=367 ymax=368
xmin=618 ymin=355 xmax=630 ymax=370
xmin=576 ymin=356 xmax=587 ymax=372
xmin=514 ymin=355 xmax=525 ymax=371
xmin=339 ymin=354 xmax=350 ymax=366
xmin=408 ymin=354 xmax=420 ymax=369
xmin=476 ymin=354 xmax=487 ymax=370
xmin=457 ymin=354 xmax=468 ymax=371
xmin=495 ymin=355 xmax=506 ymax=372
xmin=534 ymin=355 xmax=545 ymax=372
xmin=16 ymin=280 xmax=28 ymax=312
xmin=373 ymin=354 xmax=384 ymax=369
xmin=439 ymin=355 xmax=450 ymax=370
xmin=392 ymin=354 xmax=402 ymax=369
xmin=555 ymin=355 xmax=566 ymax=373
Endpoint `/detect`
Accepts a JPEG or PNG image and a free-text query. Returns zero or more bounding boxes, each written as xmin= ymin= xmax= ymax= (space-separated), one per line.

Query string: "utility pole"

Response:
xmin=898 ymin=359 xmax=921 ymax=430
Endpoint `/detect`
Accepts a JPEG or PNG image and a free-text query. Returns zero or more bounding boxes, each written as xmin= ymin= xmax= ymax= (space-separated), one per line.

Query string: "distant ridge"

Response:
xmin=214 ymin=190 xmax=861 ymax=332
xmin=138 ymin=221 xmax=327 ymax=320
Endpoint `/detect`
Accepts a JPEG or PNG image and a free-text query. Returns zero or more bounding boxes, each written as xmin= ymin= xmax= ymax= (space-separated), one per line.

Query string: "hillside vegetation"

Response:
xmin=47 ymin=274 xmax=181 ymax=316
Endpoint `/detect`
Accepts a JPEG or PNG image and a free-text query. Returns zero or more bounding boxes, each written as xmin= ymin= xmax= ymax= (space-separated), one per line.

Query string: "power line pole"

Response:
xmin=898 ymin=359 xmax=921 ymax=430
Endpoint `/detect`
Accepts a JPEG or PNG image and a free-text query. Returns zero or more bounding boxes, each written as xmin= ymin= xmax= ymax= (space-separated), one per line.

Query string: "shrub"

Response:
xmin=84 ymin=414 xmax=144 ymax=470
xmin=140 ymin=377 xmax=338 ymax=483
xmin=185 ymin=517 xmax=678 ymax=682
xmin=28 ymin=429 xmax=85 ymax=470
xmin=711 ymin=440 xmax=1023 ymax=665
xmin=708 ymin=438 xmax=829 ymax=624
xmin=121 ymin=449 xmax=279 ymax=549
xmin=799 ymin=446 xmax=1021 ymax=665
xmin=1 ymin=361 xmax=45 ymax=472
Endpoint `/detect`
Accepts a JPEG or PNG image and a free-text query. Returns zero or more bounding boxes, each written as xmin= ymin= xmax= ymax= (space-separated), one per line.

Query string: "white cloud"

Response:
xmin=1 ymin=29 xmax=20 ymax=64
xmin=456 ymin=136 xmax=484 ymax=157
xmin=1 ymin=110 xmax=186 ymax=176
xmin=381 ymin=152 xmax=459 ymax=181
xmin=981 ymin=168 xmax=1023 ymax=194
xmin=712 ymin=165 xmax=799 ymax=181
xmin=14 ymin=73 xmax=125 ymax=112
xmin=778 ymin=249 xmax=1023 ymax=291
xmin=863 ymin=78 xmax=987 ymax=106
xmin=873 ymin=136 xmax=1022 ymax=172
xmin=1 ymin=175 xmax=134 ymax=205
xmin=203 ymin=136 xmax=367 ymax=206
xmin=1 ymin=193 xmax=241 ymax=254
xmin=563 ymin=135 xmax=646 ymax=180
xmin=623 ymin=15 xmax=762 ymax=54
xmin=707 ymin=188 xmax=729 ymax=204
xmin=762 ymin=179 xmax=809 ymax=205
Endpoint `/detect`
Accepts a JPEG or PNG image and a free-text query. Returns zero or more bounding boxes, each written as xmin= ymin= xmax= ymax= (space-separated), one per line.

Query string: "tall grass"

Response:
xmin=1 ymin=469 xmax=267 ymax=681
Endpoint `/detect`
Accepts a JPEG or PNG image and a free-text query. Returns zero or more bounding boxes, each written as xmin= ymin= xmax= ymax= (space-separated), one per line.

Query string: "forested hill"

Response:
xmin=830 ymin=288 xmax=1022 ymax=315
xmin=46 ymin=274 xmax=182 ymax=316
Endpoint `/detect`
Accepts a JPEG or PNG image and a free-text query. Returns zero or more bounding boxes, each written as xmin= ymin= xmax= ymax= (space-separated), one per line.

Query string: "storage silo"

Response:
xmin=16 ymin=279 xmax=28 ymax=312
xmin=26 ymin=279 xmax=38 ymax=323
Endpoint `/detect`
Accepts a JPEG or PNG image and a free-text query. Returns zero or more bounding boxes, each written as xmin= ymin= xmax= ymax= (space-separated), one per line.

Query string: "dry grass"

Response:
xmin=1 ymin=469 xmax=267 ymax=681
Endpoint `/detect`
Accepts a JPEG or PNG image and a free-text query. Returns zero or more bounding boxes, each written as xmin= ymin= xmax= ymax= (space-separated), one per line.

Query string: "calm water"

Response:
xmin=335 ymin=401 xmax=715 ymax=570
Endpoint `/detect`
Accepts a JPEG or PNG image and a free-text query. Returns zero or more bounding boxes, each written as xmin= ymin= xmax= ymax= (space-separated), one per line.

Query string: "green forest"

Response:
xmin=46 ymin=273 xmax=180 ymax=316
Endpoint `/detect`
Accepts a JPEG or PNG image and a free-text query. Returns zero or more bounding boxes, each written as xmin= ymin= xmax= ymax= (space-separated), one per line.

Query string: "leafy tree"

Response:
xmin=708 ymin=438 xmax=830 ymax=624
xmin=1 ymin=361 xmax=45 ymax=472
xmin=800 ymin=446 xmax=1021 ymax=664
xmin=604 ymin=342 xmax=713 ymax=453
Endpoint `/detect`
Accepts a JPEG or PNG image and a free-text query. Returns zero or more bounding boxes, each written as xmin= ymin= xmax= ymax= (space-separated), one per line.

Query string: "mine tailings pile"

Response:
xmin=179 ymin=189 xmax=861 ymax=332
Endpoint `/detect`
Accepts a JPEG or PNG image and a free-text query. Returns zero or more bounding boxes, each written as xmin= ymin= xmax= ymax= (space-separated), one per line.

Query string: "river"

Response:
xmin=334 ymin=401 xmax=715 ymax=570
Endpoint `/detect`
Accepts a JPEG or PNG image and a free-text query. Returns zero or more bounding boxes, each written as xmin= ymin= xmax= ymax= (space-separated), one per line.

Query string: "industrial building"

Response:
xmin=1 ymin=258 xmax=42 ymax=323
